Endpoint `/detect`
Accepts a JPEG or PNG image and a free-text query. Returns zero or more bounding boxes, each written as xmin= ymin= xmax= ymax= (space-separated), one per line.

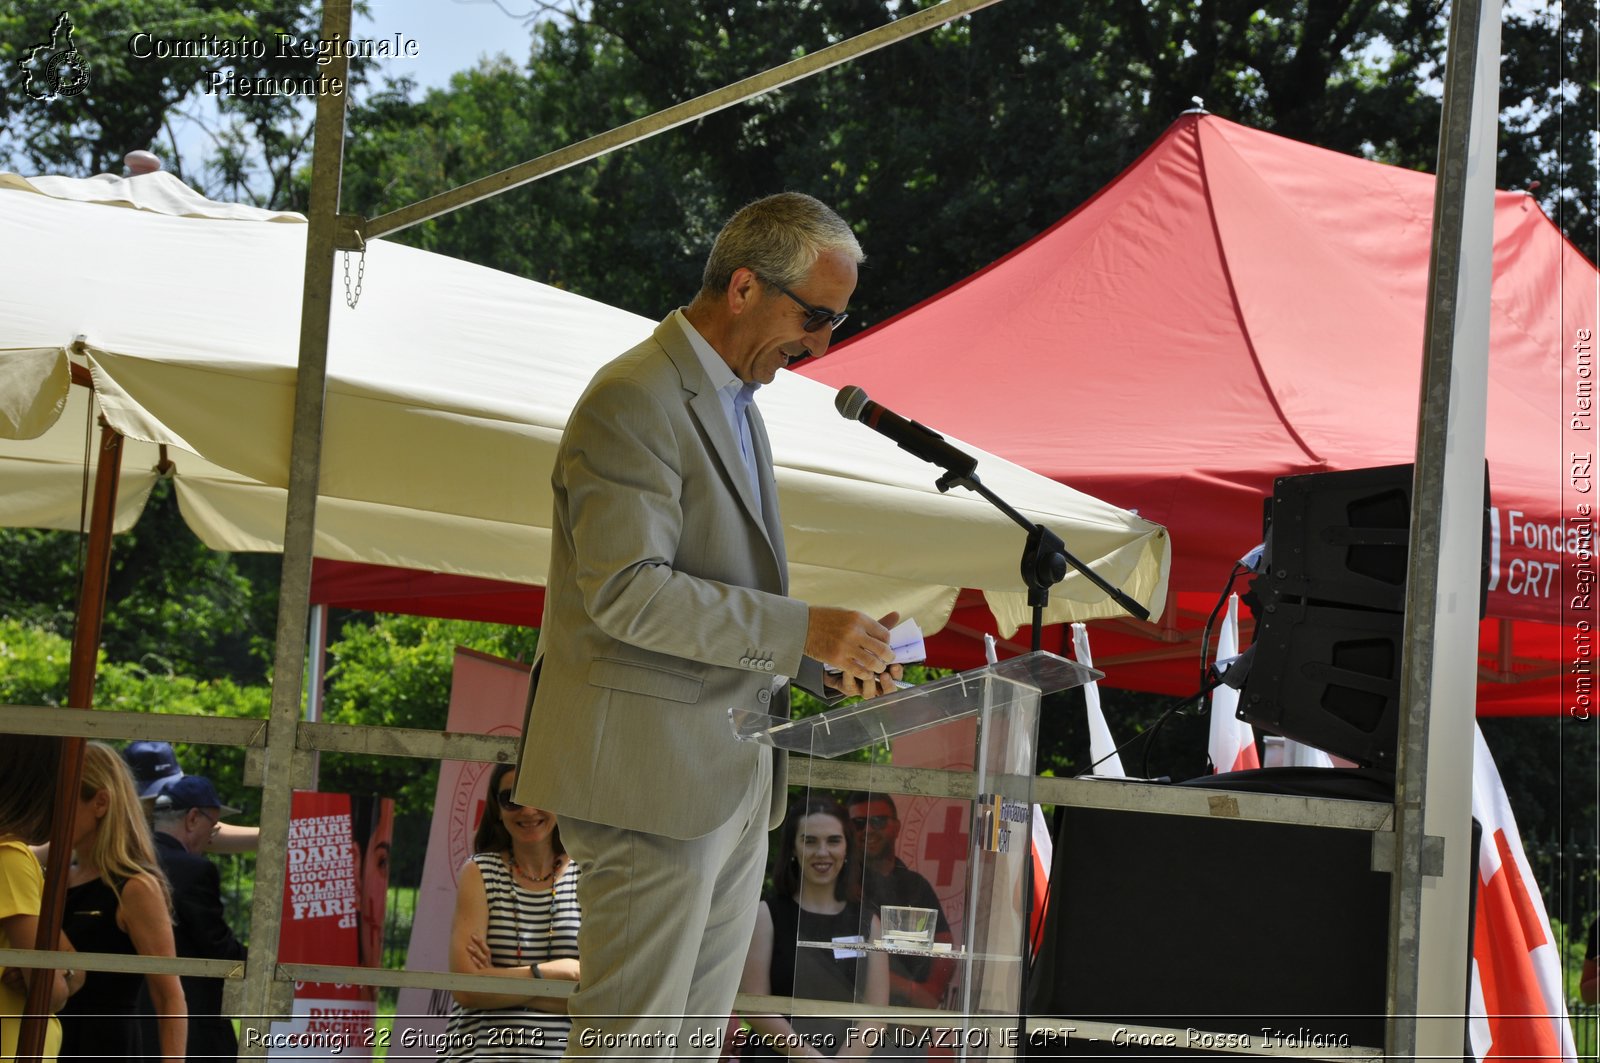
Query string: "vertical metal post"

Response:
xmin=17 ymin=419 xmax=122 ymax=1061
xmin=305 ymin=602 xmax=328 ymax=788
xmin=236 ymin=0 xmax=353 ymax=1048
xmin=1385 ymin=0 xmax=1502 ymax=1054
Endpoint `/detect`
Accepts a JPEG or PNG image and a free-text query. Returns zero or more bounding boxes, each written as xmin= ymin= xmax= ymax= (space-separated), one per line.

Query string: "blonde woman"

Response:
xmin=54 ymin=742 xmax=187 ymax=1063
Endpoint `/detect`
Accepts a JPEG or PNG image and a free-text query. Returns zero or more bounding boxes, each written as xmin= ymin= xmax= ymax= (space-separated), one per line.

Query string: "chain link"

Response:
xmin=342 ymin=246 xmax=366 ymax=309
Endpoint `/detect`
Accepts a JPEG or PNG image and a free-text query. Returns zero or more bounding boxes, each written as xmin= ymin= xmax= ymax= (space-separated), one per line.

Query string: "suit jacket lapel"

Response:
xmin=654 ymin=317 xmax=782 ymax=567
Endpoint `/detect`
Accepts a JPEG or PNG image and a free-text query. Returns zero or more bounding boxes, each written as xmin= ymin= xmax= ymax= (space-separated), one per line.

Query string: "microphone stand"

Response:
xmin=933 ymin=466 xmax=1147 ymax=1051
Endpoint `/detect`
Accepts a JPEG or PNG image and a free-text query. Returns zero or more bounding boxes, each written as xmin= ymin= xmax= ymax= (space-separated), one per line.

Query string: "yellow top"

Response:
xmin=0 ymin=839 xmax=61 ymax=1062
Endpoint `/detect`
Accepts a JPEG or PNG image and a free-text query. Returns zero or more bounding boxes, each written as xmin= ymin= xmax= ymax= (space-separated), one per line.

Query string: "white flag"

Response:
xmin=1207 ymin=594 xmax=1260 ymax=773
xmin=1071 ymin=623 xmax=1125 ymax=777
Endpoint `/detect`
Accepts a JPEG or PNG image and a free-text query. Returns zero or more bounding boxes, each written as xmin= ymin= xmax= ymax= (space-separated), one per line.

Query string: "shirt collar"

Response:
xmin=674 ymin=308 xmax=758 ymax=404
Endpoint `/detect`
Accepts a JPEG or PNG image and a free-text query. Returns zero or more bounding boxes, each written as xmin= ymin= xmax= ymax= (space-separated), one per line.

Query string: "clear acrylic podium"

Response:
xmin=730 ymin=651 xmax=1100 ymax=1059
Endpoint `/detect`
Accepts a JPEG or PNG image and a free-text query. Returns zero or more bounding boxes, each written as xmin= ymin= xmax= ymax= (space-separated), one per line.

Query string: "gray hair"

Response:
xmin=700 ymin=192 xmax=864 ymax=296
xmin=151 ymin=807 xmax=188 ymax=832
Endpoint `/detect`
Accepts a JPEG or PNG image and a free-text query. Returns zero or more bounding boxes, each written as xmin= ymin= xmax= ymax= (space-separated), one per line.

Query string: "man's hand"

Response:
xmin=806 ymin=608 xmax=902 ymax=696
xmin=830 ymin=663 xmax=905 ymax=701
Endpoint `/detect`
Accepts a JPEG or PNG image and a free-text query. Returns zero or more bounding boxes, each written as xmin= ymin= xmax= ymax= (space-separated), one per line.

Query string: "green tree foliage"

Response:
xmin=313 ymin=612 xmax=539 ymax=884
xmin=333 ymin=0 xmax=1588 ymax=333
xmin=1497 ymin=4 xmax=1600 ymax=259
xmin=0 ymin=1 xmax=363 ymax=209
xmin=0 ymin=481 xmax=280 ymax=683
xmin=0 ymin=615 xmax=271 ymax=812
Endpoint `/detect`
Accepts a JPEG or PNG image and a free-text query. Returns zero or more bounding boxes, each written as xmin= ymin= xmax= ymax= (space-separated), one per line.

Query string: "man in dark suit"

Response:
xmin=149 ymin=776 xmax=247 ymax=1062
xmin=517 ymin=192 xmax=901 ymax=1058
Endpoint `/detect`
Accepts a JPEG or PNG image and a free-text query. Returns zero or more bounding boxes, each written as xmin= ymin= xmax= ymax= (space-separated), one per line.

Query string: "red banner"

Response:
xmin=265 ymin=791 xmax=392 ymax=1058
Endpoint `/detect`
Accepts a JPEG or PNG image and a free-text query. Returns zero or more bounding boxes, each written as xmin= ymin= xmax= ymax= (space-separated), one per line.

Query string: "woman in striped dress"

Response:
xmin=443 ymin=764 xmax=580 ymax=1060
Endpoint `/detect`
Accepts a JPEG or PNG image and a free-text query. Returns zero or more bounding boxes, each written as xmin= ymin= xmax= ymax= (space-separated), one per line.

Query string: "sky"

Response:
xmin=354 ymin=0 xmax=535 ymax=93
xmin=142 ymin=1 xmax=545 ymax=198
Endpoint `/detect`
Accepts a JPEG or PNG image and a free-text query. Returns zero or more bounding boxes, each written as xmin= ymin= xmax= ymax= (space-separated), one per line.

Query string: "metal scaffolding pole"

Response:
xmin=1384 ymin=0 xmax=1503 ymax=1052
xmin=235 ymin=0 xmax=353 ymax=1047
xmin=362 ymin=0 xmax=1004 ymax=242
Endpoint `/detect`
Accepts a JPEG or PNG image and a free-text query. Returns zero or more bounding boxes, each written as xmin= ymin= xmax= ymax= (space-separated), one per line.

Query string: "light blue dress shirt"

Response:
xmin=674 ymin=309 xmax=763 ymax=506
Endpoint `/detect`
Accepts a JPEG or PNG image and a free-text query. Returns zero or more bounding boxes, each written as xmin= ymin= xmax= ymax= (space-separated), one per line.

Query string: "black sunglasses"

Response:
xmin=495 ymin=789 xmax=525 ymax=812
xmin=849 ymin=815 xmax=892 ymax=830
xmin=757 ymin=273 xmax=848 ymax=333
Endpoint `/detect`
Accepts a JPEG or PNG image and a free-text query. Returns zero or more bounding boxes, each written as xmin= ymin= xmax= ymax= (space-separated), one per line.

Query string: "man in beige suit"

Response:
xmin=516 ymin=193 xmax=900 ymax=1059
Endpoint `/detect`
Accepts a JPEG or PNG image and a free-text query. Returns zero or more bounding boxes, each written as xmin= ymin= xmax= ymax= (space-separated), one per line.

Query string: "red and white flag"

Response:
xmin=1208 ymin=594 xmax=1260 ymax=774
xmin=1029 ymin=804 xmax=1053 ymax=952
xmin=1468 ymin=725 xmax=1577 ymax=1062
xmin=1071 ymin=623 xmax=1126 ymax=778
xmin=1283 ymin=737 xmax=1335 ymax=769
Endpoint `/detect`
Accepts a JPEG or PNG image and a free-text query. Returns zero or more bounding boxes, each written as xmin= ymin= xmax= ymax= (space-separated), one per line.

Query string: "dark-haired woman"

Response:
xmin=443 ymin=764 xmax=580 ymax=1060
xmin=740 ymin=797 xmax=887 ymax=1059
xmin=0 ymin=734 xmax=74 ymax=1061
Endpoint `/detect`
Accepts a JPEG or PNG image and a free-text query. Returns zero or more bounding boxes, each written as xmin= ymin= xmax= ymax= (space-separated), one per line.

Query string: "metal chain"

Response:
xmin=342 ymin=246 xmax=366 ymax=309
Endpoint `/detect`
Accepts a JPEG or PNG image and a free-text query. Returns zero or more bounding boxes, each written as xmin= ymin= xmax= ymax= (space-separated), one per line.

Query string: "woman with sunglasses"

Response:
xmin=443 ymin=763 xmax=580 ymax=1060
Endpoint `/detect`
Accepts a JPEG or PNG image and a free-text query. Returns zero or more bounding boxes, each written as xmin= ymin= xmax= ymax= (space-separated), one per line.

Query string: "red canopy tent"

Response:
xmin=800 ymin=113 xmax=1597 ymax=717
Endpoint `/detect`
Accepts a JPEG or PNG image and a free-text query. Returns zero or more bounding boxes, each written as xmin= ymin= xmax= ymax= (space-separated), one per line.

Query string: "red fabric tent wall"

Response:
xmin=800 ymin=114 xmax=1598 ymax=717
xmin=312 ymin=559 xmax=545 ymax=627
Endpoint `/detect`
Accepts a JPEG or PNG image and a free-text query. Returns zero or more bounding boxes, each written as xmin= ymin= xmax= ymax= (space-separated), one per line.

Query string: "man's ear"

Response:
xmin=726 ymin=267 xmax=760 ymax=317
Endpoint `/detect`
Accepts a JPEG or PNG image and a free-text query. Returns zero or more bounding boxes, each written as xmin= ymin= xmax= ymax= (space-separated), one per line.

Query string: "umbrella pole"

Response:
xmin=18 ymin=416 xmax=124 ymax=1061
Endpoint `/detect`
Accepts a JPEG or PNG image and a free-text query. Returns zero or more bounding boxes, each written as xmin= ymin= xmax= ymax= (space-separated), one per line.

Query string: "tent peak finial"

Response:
xmin=124 ymin=149 xmax=161 ymax=175
xmin=1183 ymin=96 xmax=1209 ymax=115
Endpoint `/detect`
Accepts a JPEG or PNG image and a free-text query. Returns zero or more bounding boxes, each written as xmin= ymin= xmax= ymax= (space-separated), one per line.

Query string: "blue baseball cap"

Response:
xmin=123 ymin=741 xmax=183 ymax=797
xmin=152 ymin=775 xmax=240 ymax=817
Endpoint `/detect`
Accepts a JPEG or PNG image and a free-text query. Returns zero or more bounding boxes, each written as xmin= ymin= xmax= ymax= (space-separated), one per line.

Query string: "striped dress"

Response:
xmin=443 ymin=852 xmax=581 ymax=1060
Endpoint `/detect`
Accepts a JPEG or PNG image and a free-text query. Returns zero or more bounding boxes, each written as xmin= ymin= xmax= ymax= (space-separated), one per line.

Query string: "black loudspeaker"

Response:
xmin=1025 ymin=769 xmax=1393 ymax=1058
xmin=1258 ymin=465 xmax=1413 ymax=611
xmin=1236 ymin=464 xmax=1490 ymax=768
xmin=1241 ymin=600 xmax=1405 ymax=768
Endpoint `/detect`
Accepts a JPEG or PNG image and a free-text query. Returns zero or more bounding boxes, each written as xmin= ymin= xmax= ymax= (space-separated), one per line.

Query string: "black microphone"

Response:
xmin=835 ymin=385 xmax=979 ymax=478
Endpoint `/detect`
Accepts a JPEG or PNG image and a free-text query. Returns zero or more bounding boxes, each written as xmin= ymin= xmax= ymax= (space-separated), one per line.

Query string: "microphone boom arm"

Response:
xmin=836 ymin=384 xmax=1150 ymax=638
xmin=936 ymin=468 xmax=1153 ymax=637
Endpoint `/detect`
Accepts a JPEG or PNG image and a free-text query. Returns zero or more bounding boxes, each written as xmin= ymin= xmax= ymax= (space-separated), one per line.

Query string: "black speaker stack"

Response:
xmin=1235 ymin=463 xmax=1489 ymax=769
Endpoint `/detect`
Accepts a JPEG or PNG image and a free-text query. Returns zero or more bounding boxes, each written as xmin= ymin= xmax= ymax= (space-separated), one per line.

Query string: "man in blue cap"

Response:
xmin=123 ymin=740 xmax=184 ymax=798
xmin=122 ymin=742 xmax=258 ymax=854
xmin=149 ymin=776 xmax=246 ymax=1062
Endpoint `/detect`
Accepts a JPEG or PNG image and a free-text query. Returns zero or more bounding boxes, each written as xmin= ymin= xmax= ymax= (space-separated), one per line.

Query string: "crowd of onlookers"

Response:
xmin=1 ymin=736 xmax=255 ymax=1063
xmin=1 ymin=733 xmax=957 ymax=1062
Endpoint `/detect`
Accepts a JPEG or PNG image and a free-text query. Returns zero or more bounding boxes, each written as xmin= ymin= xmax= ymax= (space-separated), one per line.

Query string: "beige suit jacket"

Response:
xmin=515 ymin=315 xmax=810 ymax=839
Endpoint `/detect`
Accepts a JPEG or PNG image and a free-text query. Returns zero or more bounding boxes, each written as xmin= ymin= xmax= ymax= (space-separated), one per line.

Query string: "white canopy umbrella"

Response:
xmin=0 ymin=170 xmax=1169 ymax=634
